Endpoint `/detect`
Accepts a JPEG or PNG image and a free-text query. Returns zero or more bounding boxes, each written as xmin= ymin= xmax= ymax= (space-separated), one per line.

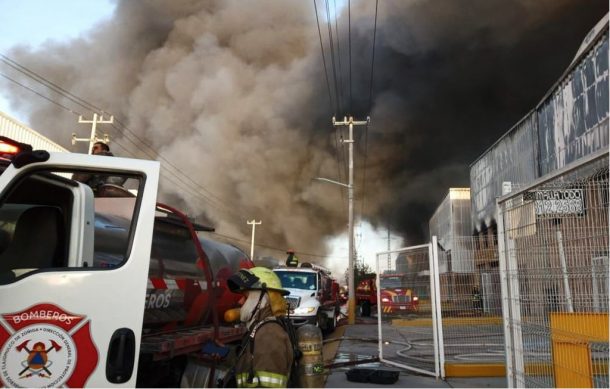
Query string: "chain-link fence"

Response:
xmin=376 ymin=237 xmax=508 ymax=379
xmin=498 ymin=153 xmax=609 ymax=388
xmin=376 ymin=243 xmax=443 ymax=377
xmin=437 ymin=236 xmax=506 ymax=374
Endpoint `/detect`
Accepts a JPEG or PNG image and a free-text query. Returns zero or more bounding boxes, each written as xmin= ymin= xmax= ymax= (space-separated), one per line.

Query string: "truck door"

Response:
xmin=0 ymin=152 xmax=159 ymax=387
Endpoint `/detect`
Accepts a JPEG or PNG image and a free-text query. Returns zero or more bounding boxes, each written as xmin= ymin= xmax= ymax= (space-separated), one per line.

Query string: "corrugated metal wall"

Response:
xmin=429 ymin=188 xmax=474 ymax=273
xmin=470 ymin=23 xmax=609 ymax=232
xmin=0 ymin=111 xmax=68 ymax=153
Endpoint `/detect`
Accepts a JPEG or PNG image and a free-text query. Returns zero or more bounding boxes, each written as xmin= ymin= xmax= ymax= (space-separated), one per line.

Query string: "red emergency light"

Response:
xmin=0 ymin=142 xmax=19 ymax=154
xmin=0 ymin=136 xmax=34 ymax=166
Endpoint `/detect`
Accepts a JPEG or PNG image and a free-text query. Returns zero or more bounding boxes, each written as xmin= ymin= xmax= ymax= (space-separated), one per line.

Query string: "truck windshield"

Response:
xmin=380 ymin=276 xmax=402 ymax=289
xmin=274 ymin=271 xmax=317 ymax=290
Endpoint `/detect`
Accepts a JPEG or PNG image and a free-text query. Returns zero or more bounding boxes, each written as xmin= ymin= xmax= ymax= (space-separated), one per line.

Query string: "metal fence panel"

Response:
xmin=498 ymin=154 xmax=609 ymax=388
xmin=438 ymin=236 xmax=506 ymax=370
xmin=376 ymin=243 xmax=442 ymax=377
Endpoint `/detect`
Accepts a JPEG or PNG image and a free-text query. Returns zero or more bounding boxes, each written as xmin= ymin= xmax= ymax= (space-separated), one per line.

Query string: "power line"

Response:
xmin=360 ymin=0 xmax=378 ymax=221
xmin=0 ymin=52 xmax=243 ymax=219
xmin=324 ymin=0 xmax=342 ymax=114
xmin=348 ymin=0 xmax=352 ymax=115
xmin=0 ymin=72 xmax=81 ymax=115
xmin=332 ymin=0 xmax=344 ymax=116
xmin=0 ymin=53 xmax=102 ymax=114
xmin=313 ymin=0 xmax=336 ymax=115
xmin=0 ymin=44 xmax=353 ymax=265
xmin=367 ymin=0 xmax=379 ymax=114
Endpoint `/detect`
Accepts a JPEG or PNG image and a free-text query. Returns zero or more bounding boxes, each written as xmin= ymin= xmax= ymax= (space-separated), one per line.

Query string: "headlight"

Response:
xmin=381 ymin=297 xmax=390 ymax=303
xmin=293 ymin=306 xmax=316 ymax=315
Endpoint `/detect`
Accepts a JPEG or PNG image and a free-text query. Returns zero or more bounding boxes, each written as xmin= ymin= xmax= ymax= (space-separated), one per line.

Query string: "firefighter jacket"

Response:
xmin=235 ymin=307 xmax=293 ymax=388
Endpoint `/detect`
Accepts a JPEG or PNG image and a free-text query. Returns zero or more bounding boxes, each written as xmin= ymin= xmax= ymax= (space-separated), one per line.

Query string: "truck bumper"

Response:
xmin=381 ymin=304 xmax=418 ymax=315
xmin=287 ymin=315 xmax=317 ymax=327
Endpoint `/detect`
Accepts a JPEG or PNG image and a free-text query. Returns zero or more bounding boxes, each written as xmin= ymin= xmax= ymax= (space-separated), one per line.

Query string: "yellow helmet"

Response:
xmin=227 ymin=267 xmax=290 ymax=296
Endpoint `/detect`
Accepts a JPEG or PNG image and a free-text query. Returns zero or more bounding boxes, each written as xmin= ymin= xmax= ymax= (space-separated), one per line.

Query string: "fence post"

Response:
xmin=431 ymin=236 xmax=446 ymax=379
xmin=497 ymin=200 xmax=516 ymax=388
xmin=428 ymin=241 xmax=440 ymax=379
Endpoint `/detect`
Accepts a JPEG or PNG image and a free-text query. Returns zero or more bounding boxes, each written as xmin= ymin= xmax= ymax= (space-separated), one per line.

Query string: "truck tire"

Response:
xmin=327 ymin=311 xmax=337 ymax=333
xmin=316 ymin=312 xmax=326 ymax=331
xmin=361 ymin=301 xmax=371 ymax=317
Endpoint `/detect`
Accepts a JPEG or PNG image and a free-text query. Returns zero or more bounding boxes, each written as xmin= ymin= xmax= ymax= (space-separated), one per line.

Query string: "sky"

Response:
xmin=0 ymin=1 xmax=606 ymax=280
xmin=0 ymin=0 xmax=115 ymax=119
xmin=0 ymin=0 xmax=404 ymax=277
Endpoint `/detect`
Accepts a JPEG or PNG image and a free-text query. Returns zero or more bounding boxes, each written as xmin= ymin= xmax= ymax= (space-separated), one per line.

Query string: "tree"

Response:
xmin=345 ymin=261 xmax=375 ymax=286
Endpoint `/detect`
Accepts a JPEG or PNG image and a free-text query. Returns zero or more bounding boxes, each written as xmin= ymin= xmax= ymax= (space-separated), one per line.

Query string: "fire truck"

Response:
xmin=273 ymin=263 xmax=340 ymax=334
xmin=356 ymin=272 xmax=419 ymax=317
xmin=0 ymin=137 xmax=252 ymax=387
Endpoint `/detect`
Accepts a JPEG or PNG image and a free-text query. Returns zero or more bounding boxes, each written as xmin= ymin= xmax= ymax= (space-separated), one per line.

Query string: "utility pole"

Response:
xmin=247 ymin=220 xmax=262 ymax=260
xmin=72 ymin=113 xmax=113 ymax=154
xmin=333 ymin=115 xmax=370 ymax=325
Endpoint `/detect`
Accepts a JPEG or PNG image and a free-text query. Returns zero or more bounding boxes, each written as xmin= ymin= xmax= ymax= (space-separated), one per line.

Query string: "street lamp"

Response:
xmin=313 ymin=177 xmax=351 ymax=189
xmin=313 ymin=176 xmax=356 ymax=325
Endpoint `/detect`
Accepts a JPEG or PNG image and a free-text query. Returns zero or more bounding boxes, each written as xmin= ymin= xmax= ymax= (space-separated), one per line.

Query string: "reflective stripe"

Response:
xmin=165 ymin=279 xmax=179 ymax=289
xmin=147 ymin=278 xmax=207 ymax=291
xmin=236 ymin=371 xmax=288 ymax=388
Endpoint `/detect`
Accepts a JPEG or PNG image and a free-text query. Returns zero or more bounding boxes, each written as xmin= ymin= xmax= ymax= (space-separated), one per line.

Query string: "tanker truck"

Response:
xmin=0 ymin=137 xmax=251 ymax=387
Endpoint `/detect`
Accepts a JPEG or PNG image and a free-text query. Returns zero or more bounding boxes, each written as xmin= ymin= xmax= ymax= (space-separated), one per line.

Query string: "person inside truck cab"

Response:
xmin=225 ymin=267 xmax=294 ymax=388
xmin=72 ymin=142 xmax=127 ymax=193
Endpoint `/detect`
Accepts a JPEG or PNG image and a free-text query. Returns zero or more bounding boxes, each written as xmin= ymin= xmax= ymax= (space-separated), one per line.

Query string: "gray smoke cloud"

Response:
xmin=2 ymin=0 xmax=607 ymax=269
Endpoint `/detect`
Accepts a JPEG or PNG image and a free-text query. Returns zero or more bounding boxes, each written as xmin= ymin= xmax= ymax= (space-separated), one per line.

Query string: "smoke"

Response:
xmin=2 ymin=0 xmax=607 ymax=265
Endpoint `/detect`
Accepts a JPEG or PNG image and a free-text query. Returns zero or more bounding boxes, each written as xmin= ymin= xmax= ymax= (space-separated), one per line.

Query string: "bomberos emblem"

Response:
xmin=0 ymin=303 xmax=98 ymax=387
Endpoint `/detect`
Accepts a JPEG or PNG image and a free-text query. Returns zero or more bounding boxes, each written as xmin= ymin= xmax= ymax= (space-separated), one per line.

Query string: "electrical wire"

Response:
xmin=361 ymin=0 xmax=379 ymax=223
xmin=0 ymin=52 xmax=244 ymax=220
xmin=332 ymin=0 xmax=344 ymax=116
xmin=0 ymin=72 xmax=81 ymax=115
xmin=1 ymin=56 xmax=346 ymax=261
xmin=325 ymin=0 xmax=342 ymax=114
xmin=0 ymin=53 xmax=104 ymax=114
xmin=367 ymin=0 xmax=379 ymax=115
xmin=348 ymin=0 xmax=352 ymax=115
xmin=313 ymin=0 xmax=337 ymax=115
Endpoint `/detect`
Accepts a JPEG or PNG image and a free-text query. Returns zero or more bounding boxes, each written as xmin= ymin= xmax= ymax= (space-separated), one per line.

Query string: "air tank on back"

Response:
xmin=92 ymin=200 xmax=253 ymax=335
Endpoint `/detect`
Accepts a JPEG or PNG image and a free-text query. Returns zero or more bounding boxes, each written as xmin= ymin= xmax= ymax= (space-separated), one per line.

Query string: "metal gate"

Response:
xmin=497 ymin=152 xmax=609 ymax=388
xmin=376 ymin=238 xmax=445 ymax=378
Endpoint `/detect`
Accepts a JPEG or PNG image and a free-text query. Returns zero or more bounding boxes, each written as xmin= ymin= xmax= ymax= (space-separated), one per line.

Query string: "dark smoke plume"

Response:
xmin=2 ymin=0 xmax=607 ymax=272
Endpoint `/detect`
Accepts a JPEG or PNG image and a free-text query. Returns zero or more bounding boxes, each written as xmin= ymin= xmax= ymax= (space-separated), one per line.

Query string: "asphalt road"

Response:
xmin=323 ymin=319 xmax=507 ymax=388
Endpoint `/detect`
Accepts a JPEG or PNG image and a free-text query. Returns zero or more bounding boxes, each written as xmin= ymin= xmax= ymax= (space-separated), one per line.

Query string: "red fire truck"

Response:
xmin=0 ymin=137 xmax=252 ymax=387
xmin=356 ymin=272 xmax=419 ymax=317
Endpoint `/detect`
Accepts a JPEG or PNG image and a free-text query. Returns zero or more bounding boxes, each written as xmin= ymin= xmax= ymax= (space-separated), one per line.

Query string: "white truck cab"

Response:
xmin=273 ymin=263 xmax=339 ymax=334
xmin=0 ymin=142 xmax=160 ymax=387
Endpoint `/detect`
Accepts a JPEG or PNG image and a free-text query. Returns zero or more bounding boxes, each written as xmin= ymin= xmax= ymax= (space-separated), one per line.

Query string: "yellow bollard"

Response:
xmin=296 ymin=324 xmax=325 ymax=388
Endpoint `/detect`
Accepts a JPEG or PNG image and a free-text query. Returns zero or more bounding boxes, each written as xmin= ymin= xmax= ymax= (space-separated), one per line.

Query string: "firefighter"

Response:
xmin=72 ymin=142 xmax=127 ymax=191
xmin=225 ymin=267 xmax=295 ymax=388
xmin=285 ymin=249 xmax=299 ymax=267
xmin=472 ymin=286 xmax=483 ymax=314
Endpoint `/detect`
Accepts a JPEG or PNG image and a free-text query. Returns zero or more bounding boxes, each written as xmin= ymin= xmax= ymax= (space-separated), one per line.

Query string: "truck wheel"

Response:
xmin=316 ymin=312 xmax=326 ymax=331
xmin=361 ymin=301 xmax=371 ymax=317
xmin=327 ymin=311 xmax=337 ymax=333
